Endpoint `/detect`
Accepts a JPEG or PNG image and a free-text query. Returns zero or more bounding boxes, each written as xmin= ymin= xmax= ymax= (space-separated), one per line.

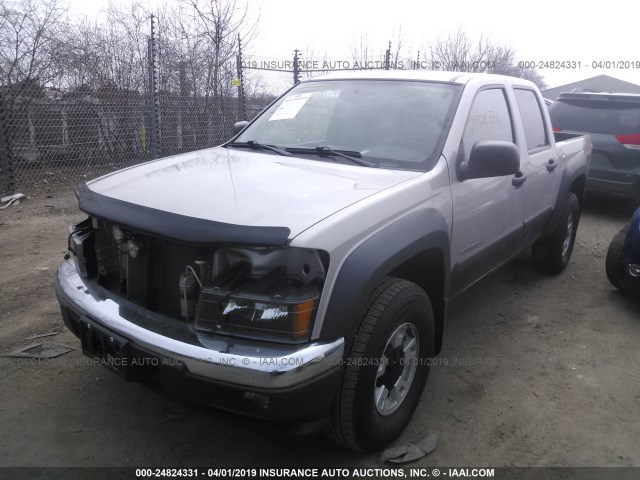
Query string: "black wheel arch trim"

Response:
xmin=319 ymin=209 xmax=450 ymax=346
xmin=75 ymin=183 xmax=291 ymax=247
xmin=544 ymin=158 xmax=587 ymax=238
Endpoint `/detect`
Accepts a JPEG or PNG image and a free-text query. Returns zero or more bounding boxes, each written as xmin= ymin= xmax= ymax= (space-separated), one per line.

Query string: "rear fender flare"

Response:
xmin=544 ymin=159 xmax=588 ymax=237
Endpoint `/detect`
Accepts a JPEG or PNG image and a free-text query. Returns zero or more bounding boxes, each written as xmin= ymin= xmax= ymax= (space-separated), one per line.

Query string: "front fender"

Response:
xmin=318 ymin=208 xmax=450 ymax=342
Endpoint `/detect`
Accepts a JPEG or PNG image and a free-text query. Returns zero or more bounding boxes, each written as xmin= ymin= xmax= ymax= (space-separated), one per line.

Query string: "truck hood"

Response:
xmin=85 ymin=147 xmax=421 ymax=239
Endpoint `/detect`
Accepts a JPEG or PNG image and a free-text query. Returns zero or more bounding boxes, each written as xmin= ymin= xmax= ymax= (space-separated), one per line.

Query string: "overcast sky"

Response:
xmin=69 ymin=0 xmax=640 ymax=90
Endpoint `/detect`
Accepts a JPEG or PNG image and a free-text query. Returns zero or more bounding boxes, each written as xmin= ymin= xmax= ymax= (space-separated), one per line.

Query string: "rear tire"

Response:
xmin=606 ymin=226 xmax=634 ymax=295
xmin=532 ymin=193 xmax=580 ymax=274
xmin=327 ymin=277 xmax=434 ymax=452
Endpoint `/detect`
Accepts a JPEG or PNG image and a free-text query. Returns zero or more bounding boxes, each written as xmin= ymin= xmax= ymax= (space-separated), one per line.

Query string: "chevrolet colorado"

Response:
xmin=56 ymin=71 xmax=591 ymax=452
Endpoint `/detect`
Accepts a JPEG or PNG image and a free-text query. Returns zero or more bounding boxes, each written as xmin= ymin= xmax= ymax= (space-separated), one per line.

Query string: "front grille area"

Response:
xmin=92 ymin=219 xmax=216 ymax=321
xmin=69 ymin=216 xmax=327 ymax=343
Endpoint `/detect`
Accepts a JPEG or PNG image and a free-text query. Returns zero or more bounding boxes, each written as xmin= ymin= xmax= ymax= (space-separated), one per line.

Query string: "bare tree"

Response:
xmin=391 ymin=27 xmax=409 ymax=70
xmin=55 ymin=0 xmax=259 ymax=98
xmin=350 ymin=34 xmax=386 ymax=70
xmin=0 ymin=0 xmax=274 ymax=197
xmin=0 ymin=0 xmax=68 ymax=87
xmin=57 ymin=2 xmax=153 ymax=93
xmin=350 ymin=32 xmax=409 ymax=71
xmin=512 ymin=67 xmax=547 ymax=89
xmin=175 ymin=0 xmax=256 ymax=100
xmin=296 ymin=46 xmax=329 ymax=81
xmin=424 ymin=29 xmax=547 ymax=88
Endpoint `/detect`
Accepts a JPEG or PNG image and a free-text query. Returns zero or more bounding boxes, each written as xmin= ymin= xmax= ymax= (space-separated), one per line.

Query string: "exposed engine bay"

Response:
xmin=69 ymin=217 xmax=328 ymax=343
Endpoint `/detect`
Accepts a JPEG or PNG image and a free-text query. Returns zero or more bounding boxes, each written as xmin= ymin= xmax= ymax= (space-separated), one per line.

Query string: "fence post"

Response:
xmin=0 ymin=94 xmax=15 ymax=196
xmin=147 ymin=14 xmax=160 ymax=159
xmin=236 ymin=35 xmax=246 ymax=121
xmin=384 ymin=42 xmax=391 ymax=70
xmin=293 ymin=49 xmax=300 ymax=84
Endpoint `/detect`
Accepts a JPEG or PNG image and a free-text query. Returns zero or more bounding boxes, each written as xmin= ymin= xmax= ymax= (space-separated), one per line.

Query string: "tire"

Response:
xmin=532 ymin=193 xmax=580 ymax=274
xmin=606 ymin=226 xmax=632 ymax=293
xmin=327 ymin=277 xmax=435 ymax=452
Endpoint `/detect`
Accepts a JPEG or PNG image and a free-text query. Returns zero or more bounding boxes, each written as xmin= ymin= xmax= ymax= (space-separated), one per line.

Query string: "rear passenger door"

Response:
xmin=449 ymin=87 xmax=525 ymax=296
xmin=512 ymin=88 xmax=559 ymax=244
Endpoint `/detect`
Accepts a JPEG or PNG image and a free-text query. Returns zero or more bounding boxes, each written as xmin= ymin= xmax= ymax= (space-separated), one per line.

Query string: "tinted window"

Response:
xmin=461 ymin=89 xmax=513 ymax=160
xmin=514 ymin=89 xmax=548 ymax=150
xmin=549 ymin=99 xmax=640 ymax=135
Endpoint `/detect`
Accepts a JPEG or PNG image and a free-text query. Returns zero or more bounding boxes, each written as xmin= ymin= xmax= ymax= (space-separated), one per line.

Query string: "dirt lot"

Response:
xmin=0 ymin=188 xmax=639 ymax=468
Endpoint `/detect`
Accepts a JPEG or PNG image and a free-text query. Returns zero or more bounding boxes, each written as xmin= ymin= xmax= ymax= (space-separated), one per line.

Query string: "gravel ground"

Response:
xmin=0 ymin=188 xmax=639 ymax=469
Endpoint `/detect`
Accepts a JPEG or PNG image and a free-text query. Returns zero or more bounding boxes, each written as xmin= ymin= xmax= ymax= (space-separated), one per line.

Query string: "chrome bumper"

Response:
xmin=55 ymin=259 xmax=344 ymax=389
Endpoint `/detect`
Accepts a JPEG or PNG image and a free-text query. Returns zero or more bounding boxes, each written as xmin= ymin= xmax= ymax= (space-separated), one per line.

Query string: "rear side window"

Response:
xmin=514 ymin=89 xmax=549 ymax=150
xmin=549 ymin=99 xmax=640 ymax=135
xmin=461 ymin=88 xmax=513 ymax=160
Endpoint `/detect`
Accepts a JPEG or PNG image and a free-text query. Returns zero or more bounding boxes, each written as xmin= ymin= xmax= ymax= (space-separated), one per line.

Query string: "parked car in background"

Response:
xmin=606 ymin=207 xmax=640 ymax=296
xmin=549 ymin=92 xmax=640 ymax=204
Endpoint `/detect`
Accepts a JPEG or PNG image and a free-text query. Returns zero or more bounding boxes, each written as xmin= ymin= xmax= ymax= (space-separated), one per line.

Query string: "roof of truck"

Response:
xmin=304 ymin=70 xmax=535 ymax=87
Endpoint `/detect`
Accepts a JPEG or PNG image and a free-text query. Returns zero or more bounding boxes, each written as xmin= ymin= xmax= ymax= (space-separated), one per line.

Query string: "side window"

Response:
xmin=514 ymin=89 xmax=549 ymax=151
xmin=461 ymin=89 xmax=513 ymax=161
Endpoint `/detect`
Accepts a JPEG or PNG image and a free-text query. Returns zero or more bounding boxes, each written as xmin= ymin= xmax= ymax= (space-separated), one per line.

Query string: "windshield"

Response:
xmin=234 ymin=79 xmax=461 ymax=171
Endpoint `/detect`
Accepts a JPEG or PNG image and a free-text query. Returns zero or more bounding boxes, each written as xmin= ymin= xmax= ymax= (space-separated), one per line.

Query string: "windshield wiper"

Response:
xmin=226 ymin=140 xmax=293 ymax=157
xmin=286 ymin=146 xmax=378 ymax=168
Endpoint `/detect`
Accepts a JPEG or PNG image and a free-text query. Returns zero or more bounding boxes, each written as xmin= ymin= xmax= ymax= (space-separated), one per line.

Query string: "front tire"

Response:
xmin=328 ymin=278 xmax=435 ymax=452
xmin=532 ymin=193 xmax=580 ymax=274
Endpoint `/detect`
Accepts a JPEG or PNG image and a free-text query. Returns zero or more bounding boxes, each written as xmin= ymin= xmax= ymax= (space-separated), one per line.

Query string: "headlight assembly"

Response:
xmin=196 ymin=287 xmax=319 ymax=342
xmin=193 ymin=247 xmax=327 ymax=343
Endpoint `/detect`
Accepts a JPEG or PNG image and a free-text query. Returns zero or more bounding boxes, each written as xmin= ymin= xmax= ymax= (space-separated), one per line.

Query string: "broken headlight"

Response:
xmin=68 ymin=217 xmax=97 ymax=277
xmin=194 ymin=247 xmax=327 ymax=344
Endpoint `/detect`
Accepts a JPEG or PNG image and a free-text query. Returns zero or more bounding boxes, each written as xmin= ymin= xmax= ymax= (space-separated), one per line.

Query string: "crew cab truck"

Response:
xmin=56 ymin=71 xmax=591 ymax=452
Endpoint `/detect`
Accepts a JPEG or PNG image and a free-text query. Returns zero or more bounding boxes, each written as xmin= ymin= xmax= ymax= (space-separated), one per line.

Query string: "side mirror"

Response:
xmin=233 ymin=121 xmax=249 ymax=135
xmin=458 ymin=141 xmax=520 ymax=180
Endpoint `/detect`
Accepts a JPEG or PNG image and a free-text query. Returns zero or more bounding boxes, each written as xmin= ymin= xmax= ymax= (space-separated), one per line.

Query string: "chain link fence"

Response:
xmin=0 ymin=83 xmax=271 ymax=196
xmin=0 ymin=4 xmax=391 ymax=199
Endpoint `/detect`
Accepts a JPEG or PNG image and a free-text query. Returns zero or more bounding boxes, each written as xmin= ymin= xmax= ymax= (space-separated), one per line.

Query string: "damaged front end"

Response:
xmin=68 ymin=216 xmax=328 ymax=345
xmin=58 ymin=206 xmax=344 ymax=428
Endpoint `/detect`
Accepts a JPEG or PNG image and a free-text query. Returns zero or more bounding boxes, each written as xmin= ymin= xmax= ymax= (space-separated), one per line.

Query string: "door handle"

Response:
xmin=512 ymin=172 xmax=527 ymax=188
xmin=547 ymin=159 xmax=558 ymax=173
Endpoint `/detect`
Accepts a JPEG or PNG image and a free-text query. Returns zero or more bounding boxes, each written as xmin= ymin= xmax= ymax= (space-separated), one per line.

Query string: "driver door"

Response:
xmin=449 ymin=87 xmax=525 ymax=296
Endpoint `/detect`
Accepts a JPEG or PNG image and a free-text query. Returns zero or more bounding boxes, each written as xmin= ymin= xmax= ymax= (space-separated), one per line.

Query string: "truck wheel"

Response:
xmin=328 ymin=277 xmax=434 ymax=452
xmin=606 ymin=226 xmax=631 ymax=293
xmin=532 ymin=193 xmax=580 ymax=274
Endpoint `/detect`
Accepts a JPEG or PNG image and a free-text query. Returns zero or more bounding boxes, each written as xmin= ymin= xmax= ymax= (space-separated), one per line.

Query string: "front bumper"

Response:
xmin=55 ymin=259 xmax=344 ymax=424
